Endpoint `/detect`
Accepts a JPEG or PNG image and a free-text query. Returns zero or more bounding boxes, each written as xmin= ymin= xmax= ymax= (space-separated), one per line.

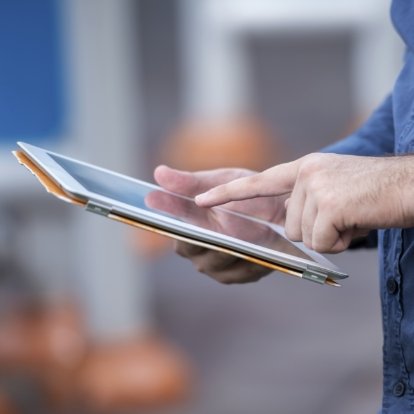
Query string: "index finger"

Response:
xmin=154 ymin=165 xmax=252 ymax=197
xmin=195 ymin=160 xmax=300 ymax=207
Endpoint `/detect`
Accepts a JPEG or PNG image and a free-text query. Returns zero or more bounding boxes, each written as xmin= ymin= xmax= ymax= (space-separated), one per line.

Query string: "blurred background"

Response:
xmin=0 ymin=0 xmax=404 ymax=413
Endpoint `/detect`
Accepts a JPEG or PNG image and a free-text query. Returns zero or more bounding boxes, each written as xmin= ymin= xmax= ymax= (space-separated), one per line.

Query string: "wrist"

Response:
xmin=389 ymin=156 xmax=414 ymax=227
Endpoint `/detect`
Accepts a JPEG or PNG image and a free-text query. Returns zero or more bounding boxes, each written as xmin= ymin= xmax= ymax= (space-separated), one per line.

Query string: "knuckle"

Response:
xmin=311 ymin=233 xmax=330 ymax=253
xmin=299 ymin=153 xmax=334 ymax=181
xmin=299 ymin=154 xmax=321 ymax=176
xmin=307 ymin=176 xmax=324 ymax=194
xmin=245 ymin=173 xmax=261 ymax=189
xmin=318 ymin=193 xmax=337 ymax=212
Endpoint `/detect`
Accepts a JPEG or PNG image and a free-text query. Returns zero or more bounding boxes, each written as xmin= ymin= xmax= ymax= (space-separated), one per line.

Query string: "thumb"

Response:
xmin=154 ymin=165 xmax=254 ymax=197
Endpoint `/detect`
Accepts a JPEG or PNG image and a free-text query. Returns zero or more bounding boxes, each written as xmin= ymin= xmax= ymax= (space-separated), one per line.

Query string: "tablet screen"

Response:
xmin=48 ymin=153 xmax=330 ymax=267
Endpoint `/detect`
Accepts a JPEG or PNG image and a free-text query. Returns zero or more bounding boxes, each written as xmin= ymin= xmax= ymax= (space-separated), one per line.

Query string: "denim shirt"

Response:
xmin=323 ymin=2 xmax=414 ymax=412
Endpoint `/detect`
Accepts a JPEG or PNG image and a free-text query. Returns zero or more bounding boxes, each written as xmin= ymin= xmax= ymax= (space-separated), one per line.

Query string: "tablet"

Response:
xmin=13 ymin=142 xmax=348 ymax=287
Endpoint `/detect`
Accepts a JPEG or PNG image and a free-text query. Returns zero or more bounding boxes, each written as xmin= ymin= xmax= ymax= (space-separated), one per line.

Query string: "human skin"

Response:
xmin=153 ymin=165 xmax=285 ymax=284
xmin=154 ymin=154 xmax=414 ymax=283
xmin=195 ymin=153 xmax=414 ymax=253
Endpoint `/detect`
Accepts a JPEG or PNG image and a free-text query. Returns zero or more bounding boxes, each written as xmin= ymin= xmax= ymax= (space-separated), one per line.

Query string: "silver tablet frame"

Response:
xmin=17 ymin=142 xmax=348 ymax=282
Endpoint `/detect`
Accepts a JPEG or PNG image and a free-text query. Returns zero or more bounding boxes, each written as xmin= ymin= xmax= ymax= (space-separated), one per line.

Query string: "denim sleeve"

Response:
xmin=320 ymin=95 xmax=394 ymax=249
xmin=321 ymin=94 xmax=394 ymax=155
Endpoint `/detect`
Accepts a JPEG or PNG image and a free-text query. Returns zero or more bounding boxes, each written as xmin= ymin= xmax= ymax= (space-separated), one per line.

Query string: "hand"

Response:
xmin=195 ymin=153 xmax=414 ymax=253
xmin=153 ymin=165 xmax=288 ymax=284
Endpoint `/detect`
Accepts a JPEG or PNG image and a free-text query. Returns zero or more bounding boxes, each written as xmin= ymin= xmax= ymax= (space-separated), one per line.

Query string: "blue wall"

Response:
xmin=0 ymin=0 xmax=65 ymax=148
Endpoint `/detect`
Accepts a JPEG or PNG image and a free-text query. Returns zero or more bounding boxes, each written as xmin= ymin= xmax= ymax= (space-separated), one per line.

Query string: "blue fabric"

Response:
xmin=0 ymin=0 xmax=65 ymax=150
xmin=323 ymin=1 xmax=414 ymax=412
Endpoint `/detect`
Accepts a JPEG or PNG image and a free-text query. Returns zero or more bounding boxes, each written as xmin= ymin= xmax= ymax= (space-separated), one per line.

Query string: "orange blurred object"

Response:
xmin=0 ymin=303 xmax=192 ymax=411
xmin=163 ymin=117 xmax=279 ymax=171
xmin=0 ymin=302 xmax=86 ymax=373
xmin=0 ymin=392 xmax=16 ymax=414
xmin=76 ymin=336 xmax=192 ymax=411
xmin=0 ymin=302 xmax=87 ymax=408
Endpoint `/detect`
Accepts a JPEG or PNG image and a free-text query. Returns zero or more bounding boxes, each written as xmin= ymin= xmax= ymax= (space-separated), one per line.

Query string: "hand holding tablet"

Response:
xmin=13 ymin=142 xmax=348 ymax=287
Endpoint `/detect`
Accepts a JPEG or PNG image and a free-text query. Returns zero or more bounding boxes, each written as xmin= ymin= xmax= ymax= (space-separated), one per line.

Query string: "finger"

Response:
xmin=153 ymin=165 xmax=199 ymax=196
xmin=284 ymin=197 xmax=290 ymax=210
xmin=146 ymin=190 xmax=231 ymax=234
xmin=301 ymin=198 xmax=317 ymax=248
xmin=194 ymin=256 xmax=271 ymax=284
xmin=146 ymin=190 xmax=192 ymax=215
xmin=174 ymin=240 xmax=207 ymax=258
xmin=327 ymin=229 xmax=354 ymax=253
xmin=191 ymin=250 xmax=240 ymax=274
xmin=154 ymin=165 xmax=252 ymax=197
xmin=145 ymin=190 xmax=209 ymax=225
xmin=284 ymin=183 xmax=306 ymax=242
xmin=311 ymin=215 xmax=353 ymax=253
xmin=195 ymin=160 xmax=300 ymax=207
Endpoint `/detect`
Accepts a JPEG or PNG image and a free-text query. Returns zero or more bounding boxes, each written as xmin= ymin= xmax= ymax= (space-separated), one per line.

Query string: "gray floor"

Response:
xmin=149 ymin=248 xmax=382 ymax=414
